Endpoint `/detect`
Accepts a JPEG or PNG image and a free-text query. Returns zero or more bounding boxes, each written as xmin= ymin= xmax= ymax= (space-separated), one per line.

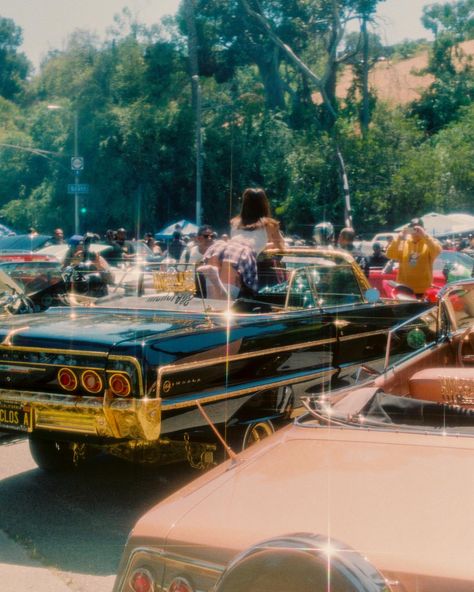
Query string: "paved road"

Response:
xmin=0 ymin=434 xmax=199 ymax=592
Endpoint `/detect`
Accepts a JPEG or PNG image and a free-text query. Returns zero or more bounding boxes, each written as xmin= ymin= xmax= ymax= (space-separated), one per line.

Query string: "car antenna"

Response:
xmin=195 ymin=400 xmax=239 ymax=463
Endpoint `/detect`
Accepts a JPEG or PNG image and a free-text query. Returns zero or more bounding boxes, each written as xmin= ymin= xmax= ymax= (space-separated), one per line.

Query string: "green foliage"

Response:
xmin=411 ymin=1 xmax=474 ymax=133
xmin=0 ymin=17 xmax=30 ymax=100
xmin=422 ymin=0 xmax=474 ymax=40
xmin=411 ymin=33 xmax=474 ymax=133
xmin=0 ymin=3 xmax=472 ymax=237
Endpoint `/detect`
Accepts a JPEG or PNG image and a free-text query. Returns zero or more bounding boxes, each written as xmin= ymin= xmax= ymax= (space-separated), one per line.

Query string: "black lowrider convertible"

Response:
xmin=0 ymin=249 xmax=427 ymax=470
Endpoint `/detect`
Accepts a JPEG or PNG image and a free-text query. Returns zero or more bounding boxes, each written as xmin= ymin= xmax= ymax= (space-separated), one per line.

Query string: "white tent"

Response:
xmin=396 ymin=212 xmax=474 ymax=236
xmin=154 ymin=219 xmax=199 ymax=240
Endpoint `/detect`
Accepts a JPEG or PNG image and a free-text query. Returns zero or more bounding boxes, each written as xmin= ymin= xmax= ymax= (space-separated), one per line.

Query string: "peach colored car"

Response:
xmin=113 ymin=280 xmax=474 ymax=592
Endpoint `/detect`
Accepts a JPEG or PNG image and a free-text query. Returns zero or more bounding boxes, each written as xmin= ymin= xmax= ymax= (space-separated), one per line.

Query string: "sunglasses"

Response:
xmin=200 ymin=234 xmax=213 ymax=238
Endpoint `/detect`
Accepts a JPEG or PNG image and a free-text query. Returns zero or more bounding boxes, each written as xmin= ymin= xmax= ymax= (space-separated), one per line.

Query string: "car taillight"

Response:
xmin=58 ymin=368 xmax=78 ymax=391
xmin=109 ymin=373 xmax=132 ymax=397
xmin=81 ymin=370 xmax=103 ymax=394
xmin=169 ymin=577 xmax=194 ymax=592
xmin=129 ymin=569 xmax=154 ymax=592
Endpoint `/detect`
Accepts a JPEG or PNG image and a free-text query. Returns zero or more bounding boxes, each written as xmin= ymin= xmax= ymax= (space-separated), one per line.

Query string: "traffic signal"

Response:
xmin=80 ymin=206 xmax=87 ymax=214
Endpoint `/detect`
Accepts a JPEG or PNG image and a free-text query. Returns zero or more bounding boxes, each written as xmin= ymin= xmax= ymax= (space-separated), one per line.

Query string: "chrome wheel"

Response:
xmin=242 ymin=420 xmax=275 ymax=450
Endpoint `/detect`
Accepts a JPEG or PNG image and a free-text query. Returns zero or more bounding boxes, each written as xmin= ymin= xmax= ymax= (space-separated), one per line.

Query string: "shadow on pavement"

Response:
xmin=0 ymin=452 xmax=198 ymax=577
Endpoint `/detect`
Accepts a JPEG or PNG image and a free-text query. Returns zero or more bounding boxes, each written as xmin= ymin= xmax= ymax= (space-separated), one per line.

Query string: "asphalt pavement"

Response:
xmin=0 ymin=529 xmax=80 ymax=592
xmin=0 ymin=433 xmax=115 ymax=592
xmin=0 ymin=433 xmax=197 ymax=592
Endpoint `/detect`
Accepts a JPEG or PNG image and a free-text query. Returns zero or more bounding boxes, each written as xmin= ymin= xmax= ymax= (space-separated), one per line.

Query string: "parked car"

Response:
xmin=38 ymin=240 xmax=162 ymax=265
xmin=113 ymin=279 xmax=474 ymax=592
xmin=0 ymin=248 xmax=428 ymax=471
xmin=0 ymin=233 xmax=54 ymax=252
xmin=0 ymin=252 xmax=59 ymax=263
xmin=0 ymin=256 xmax=117 ymax=314
xmin=369 ymin=249 xmax=474 ymax=297
xmin=39 ymin=240 xmax=162 ymax=293
xmin=359 ymin=232 xmax=398 ymax=256
xmin=0 ymin=260 xmax=67 ymax=313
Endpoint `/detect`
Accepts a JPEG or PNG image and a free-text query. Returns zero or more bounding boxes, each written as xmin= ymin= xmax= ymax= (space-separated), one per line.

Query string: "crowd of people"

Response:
xmin=312 ymin=218 xmax=446 ymax=297
xmin=35 ymin=188 xmax=473 ymax=302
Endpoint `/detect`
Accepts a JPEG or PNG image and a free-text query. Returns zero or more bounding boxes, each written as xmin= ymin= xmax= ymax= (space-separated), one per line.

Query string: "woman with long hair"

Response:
xmin=201 ymin=188 xmax=285 ymax=299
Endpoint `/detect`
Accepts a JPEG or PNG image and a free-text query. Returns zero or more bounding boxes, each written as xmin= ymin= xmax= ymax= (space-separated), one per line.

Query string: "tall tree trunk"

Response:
xmin=360 ymin=13 xmax=370 ymax=135
xmin=255 ymin=46 xmax=286 ymax=111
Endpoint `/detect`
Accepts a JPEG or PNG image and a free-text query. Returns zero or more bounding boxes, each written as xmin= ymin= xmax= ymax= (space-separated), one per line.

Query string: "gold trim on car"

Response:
xmin=0 ymin=344 xmax=107 ymax=356
xmin=160 ymin=369 xmax=338 ymax=411
xmin=158 ymin=336 xmax=337 ymax=380
xmin=0 ymin=345 xmax=144 ymax=397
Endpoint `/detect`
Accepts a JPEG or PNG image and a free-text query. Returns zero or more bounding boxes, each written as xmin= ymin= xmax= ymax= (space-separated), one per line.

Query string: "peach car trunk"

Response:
xmin=132 ymin=423 xmax=474 ymax=590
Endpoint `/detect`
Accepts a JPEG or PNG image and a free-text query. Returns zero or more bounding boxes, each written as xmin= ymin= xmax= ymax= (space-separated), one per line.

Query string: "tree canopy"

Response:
xmin=0 ymin=1 xmax=472 ymax=238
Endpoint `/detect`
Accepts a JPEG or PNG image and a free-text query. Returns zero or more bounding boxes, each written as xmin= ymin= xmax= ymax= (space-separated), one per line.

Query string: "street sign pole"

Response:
xmin=74 ymin=112 xmax=79 ymax=234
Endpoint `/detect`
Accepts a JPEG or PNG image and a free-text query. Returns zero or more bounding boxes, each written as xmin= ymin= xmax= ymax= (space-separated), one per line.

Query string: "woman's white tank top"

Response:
xmin=231 ymin=225 xmax=268 ymax=255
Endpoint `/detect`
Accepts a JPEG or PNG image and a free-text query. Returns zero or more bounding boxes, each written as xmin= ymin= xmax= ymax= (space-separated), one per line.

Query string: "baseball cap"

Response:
xmin=408 ymin=217 xmax=424 ymax=228
xmin=68 ymin=234 xmax=84 ymax=246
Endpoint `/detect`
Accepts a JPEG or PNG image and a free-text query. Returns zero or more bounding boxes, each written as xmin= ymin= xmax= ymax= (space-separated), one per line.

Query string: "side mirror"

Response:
xmin=365 ymin=288 xmax=380 ymax=303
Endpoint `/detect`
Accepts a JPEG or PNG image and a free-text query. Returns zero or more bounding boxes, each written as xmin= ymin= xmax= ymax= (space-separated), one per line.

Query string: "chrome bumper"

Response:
xmin=0 ymin=389 xmax=162 ymax=441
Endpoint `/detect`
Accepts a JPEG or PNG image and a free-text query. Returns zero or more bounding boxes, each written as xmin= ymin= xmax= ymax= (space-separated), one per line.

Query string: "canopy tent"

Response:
xmin=395 ymin=212 xmax=474 ymax=237
xmin=154 ymin=219 xmax=199 ymax=241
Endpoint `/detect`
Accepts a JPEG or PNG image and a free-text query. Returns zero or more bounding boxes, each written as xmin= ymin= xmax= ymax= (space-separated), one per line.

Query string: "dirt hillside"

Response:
xmin=337 ymin=39 xmax=474 ymax=105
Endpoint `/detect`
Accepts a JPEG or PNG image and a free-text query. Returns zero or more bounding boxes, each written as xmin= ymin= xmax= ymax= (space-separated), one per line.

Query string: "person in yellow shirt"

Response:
xmin=386 ymin=218 xmax=442 ymax=297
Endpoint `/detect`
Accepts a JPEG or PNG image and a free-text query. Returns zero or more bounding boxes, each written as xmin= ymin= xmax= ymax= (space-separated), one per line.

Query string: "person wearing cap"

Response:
xmin=63 ymin=235 xmax=85 ymax=268
xmin=386 ymin=217 xmax=442 ymax=297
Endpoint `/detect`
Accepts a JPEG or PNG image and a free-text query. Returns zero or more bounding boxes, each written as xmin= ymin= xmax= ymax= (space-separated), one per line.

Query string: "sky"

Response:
xmin=0 ymin=0 xmax=446 ymax=71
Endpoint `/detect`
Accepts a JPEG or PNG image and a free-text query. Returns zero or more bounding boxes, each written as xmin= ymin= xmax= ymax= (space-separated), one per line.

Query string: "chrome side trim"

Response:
xmin=160 ymin=368 xmax=337 ymax=411
xmin=156 ymin=336 xmax=337 ymax=400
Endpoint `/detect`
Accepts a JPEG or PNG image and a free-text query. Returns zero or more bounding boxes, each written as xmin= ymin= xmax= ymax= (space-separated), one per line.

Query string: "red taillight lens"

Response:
xmin=129 ymin=569 xmax=154 ymax=592
xmin=109 ymin=373 xmax=132 ymax=397
xmin=58 ymin=368 xmax=78 ymax=391
xmin=169 ymin=577 xmax=194 ymax=592
xmin=81 ymin=370 xmax=103 ymax=394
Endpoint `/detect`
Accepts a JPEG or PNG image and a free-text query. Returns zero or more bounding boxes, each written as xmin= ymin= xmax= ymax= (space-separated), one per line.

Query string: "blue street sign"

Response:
xmin=67 ymin=183 xmax=89 ymax=194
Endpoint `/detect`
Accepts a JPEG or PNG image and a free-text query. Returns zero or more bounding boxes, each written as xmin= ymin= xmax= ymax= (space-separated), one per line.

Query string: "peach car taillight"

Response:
xmin=129 ymin=569 xmax=154 ymax=592
xmin=57 ymin=368 xmax=78 ymax=391
xmin=109 ymin=373 xmax=132 ymax=397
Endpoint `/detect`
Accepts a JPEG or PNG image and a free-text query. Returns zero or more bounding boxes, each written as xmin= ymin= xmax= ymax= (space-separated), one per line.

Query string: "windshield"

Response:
xmin=141 ymin=256 xmax=366 ymax=314
xmin=257 ymin=262 xmax=364 ymax=309
xmin=434 ymin=250 xmax=474 ymax=271
xmin=383 ymin=307 xmax=439 ymax=368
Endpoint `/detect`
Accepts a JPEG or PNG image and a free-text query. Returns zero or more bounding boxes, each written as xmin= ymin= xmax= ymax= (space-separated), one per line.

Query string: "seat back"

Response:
xmin=409 ymin=367 xmax=474 ymax=408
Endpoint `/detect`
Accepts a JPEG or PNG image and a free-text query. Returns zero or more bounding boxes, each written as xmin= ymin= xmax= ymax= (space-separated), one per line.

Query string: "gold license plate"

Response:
xmin=0 ymin=401 xmax=31 ymax=432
